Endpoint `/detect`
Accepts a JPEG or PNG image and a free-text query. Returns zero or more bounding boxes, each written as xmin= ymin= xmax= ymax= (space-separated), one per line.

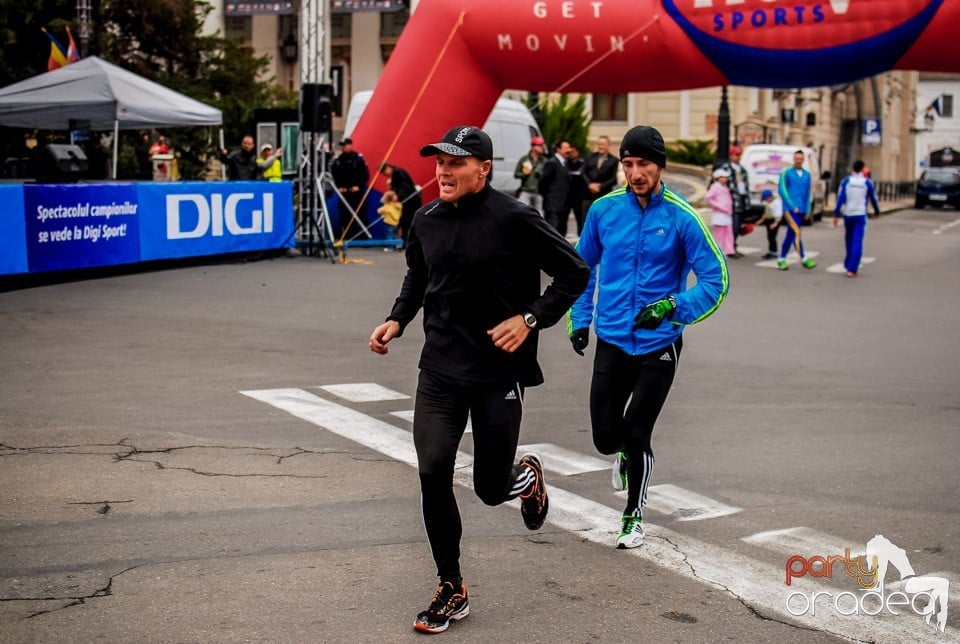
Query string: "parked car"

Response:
xmin=915 ymin=167 xmax=960 ymax=209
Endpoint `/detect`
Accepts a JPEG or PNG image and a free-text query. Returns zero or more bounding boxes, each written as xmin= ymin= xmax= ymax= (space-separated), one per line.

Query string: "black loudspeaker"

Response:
xmin=40 ymin=144 xmax=88 ymax=182
xmin=300 ymin=83 xmax=333 ymax=133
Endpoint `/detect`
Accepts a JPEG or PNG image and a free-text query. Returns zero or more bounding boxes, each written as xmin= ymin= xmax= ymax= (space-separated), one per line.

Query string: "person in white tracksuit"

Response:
xmin=833 ymin=160 xmax=880 ymax=277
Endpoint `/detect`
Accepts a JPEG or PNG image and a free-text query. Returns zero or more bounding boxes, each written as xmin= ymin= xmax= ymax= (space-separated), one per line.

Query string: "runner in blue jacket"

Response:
xmin=567 ymin=125 xmax=729 ymax=549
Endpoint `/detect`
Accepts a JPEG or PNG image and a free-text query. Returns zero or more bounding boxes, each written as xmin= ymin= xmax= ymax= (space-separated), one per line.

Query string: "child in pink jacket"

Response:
xmin=706 ymin=167 xmax=735 ymax=256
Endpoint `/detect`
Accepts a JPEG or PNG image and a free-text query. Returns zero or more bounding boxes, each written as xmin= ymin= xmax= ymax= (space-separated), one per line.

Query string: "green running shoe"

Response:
xmin=611 ymin=451 xmax=628 ymax=492
xmin=616 ymin=511 xmax=645 ymax=549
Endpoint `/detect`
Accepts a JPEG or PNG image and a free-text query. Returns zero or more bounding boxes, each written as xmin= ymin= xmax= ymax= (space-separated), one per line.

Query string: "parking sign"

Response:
xmin=863 ymin=118 xmax=882 ymax=146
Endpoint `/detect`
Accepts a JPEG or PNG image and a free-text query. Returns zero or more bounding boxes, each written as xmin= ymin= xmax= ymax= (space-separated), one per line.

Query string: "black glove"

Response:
xmin=632 ymin=296 xmax=676 ymax=330
xmin=570 ymin=328 xmax=589 ymax=356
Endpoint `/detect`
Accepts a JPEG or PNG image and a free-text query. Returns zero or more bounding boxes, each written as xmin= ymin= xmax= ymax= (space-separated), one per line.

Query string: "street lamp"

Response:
xmin=281 ymin=32 xmax=298 ymax=64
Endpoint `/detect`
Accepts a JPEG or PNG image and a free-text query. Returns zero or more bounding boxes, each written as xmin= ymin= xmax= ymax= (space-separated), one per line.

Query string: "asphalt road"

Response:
xmin=1 ymin=206 xmax=958 ymax=642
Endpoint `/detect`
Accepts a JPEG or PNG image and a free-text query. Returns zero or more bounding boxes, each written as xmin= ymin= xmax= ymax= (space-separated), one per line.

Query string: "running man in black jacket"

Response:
xmin=369 ymin=125 xmax=589 ymax=635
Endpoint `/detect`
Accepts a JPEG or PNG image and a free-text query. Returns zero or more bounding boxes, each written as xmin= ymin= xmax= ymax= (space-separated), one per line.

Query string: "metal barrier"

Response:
xmin=875 ymin=180 xmax=916 ymax=201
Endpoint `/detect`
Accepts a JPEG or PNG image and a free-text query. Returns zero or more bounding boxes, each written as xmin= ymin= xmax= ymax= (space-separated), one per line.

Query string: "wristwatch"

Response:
xmin=523 ymin=312 xmax=538 ymax=329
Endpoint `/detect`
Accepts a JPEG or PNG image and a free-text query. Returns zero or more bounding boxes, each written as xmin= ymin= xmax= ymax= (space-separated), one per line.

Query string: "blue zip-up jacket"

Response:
xmin=834 ymin=172 xmax=879 ymax=217
xmin=778 ymin=166 xmax=812 ymax=214
xmin=568 ymin=183 xmax=729 ymax=355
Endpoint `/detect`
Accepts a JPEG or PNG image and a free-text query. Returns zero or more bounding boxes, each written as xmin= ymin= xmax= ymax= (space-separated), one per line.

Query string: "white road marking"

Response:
xmin=933 ymin=218 xmax=960 ymax=235
xmin=318 ymin=383 xmax=410 ymax=402
xmin=887 ymin=571 xmax=960 ymax=605
xmin=742 ymin=527 xmax=865 ymax=559
xmin=755 ymin=250 xmax=820 ymax=269
xmin=517 ymin=442 xmax=612 ymax=476
xmin=241 ymin=388 xmax=959 ymax=642
xmin=389 ymin=409 xmax=472 ymax=433
xmin=735 ymin=245 xmax=761 ymax=255
xmin=626 ymin=483 xmax=743 ymax=521
xmin=826 ymin=257 xmax=875 ymax=274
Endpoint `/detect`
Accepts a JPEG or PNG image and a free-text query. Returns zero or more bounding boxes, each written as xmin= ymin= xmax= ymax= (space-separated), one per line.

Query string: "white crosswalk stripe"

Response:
xmin=517 ymin=442 xmax=611 ymax=475
xmin=826 ymin=257 xmax=875 ymax=273
xmin=742 ymin=527 xmax=865 ymax=559
xmin=389 ymin=409 xmax=415 ymax=423
xmin=390 ymin=409 xmax=473 ymax=433
xmin=887 ymin=571 xmax=960 ymax=606
xmin=319 ymin=382 xmax=410 ymax=402
xmin=755 ymin=250 xmax=820 ymax=269
xmin=240 ymin=387 xmax=959 ymax=642
xmin=627 ymin=483 xmax=742 ymax=521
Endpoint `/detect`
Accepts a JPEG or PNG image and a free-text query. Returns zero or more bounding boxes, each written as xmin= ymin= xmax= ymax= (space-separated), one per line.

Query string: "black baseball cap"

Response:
xmin=620 ymin=125 xmax=667 ymax=168
xmin=420 ymin=125 xmax=493 ymax=161
xmin=339 ymin=137 xmax=353 ymax=146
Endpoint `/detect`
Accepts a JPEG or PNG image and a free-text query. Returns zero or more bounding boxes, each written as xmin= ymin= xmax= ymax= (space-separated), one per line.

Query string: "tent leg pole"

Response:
xmin=112 ymin=120 xmax=119 ymax=179
xmin=219 ymin=128 xmax=226 ymax=180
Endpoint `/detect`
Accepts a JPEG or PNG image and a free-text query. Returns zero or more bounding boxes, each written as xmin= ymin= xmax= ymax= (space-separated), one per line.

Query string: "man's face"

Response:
xmin=342 ymin=143 xmax=353 ymax=154
xmin=557 ymin=141 xmax=571 ymax=158
xmin=729 ymin=150 xmax=740 ymax=163
xmin=241 ymin=137 xmax=254 ymax=152
xmin=262 ymin=147 xmax=273 ymax=158
xmin=794 ymin=152 xmax=805 ymax=169
xmin=435 ymin=153 xmax=490 ymax=204
xmin=596 ymin=137 xmax=609 ymax=155
xmin=621 ymin=157 xmax=663 ymax=199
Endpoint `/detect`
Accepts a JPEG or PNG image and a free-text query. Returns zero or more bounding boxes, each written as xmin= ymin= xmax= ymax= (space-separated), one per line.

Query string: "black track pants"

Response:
xmin=413 ymin=369 xmax=526 ymax=580
xmin=589 ymin=336 xmax=681 ymax=515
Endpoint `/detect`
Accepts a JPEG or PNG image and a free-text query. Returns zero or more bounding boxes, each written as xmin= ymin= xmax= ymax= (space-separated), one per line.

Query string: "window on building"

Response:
xmin=942 ymin=94 xmax=954 ymax=118
xmin=592 ymin=94 xmax=627 ymax=122
xmin=330 ymin=13 xmax=352 ymax=40
xmin=381 ymin=10 xmax=409 ymax=38
xmin=224 ymin=16 xmax=252 ymax=42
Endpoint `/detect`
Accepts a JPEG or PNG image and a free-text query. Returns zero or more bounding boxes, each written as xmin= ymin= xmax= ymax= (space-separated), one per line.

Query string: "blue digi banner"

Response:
xmin=0 ymin=184 xmax=28 ymax=275
xmin=137 ymin=181 xmax=295 ymax=261
xmin=23 ymin=183 xmax=140 ymax=273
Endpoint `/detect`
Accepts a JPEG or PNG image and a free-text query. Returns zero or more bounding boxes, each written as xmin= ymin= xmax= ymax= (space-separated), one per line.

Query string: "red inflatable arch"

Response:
xmin=351 ymin=0 xmax=960 ymax=199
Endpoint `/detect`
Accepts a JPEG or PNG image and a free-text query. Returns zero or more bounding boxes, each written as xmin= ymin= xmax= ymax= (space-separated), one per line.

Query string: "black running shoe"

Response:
xmin=413 ymin=581 xmax=469 ymax=634
xmin=518 ymin=453 xmax=548 ymax=530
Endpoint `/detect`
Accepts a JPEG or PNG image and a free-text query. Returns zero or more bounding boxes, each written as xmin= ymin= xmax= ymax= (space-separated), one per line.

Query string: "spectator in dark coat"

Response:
xmin=584 ymin=135 xmax=620 ymax=204
xmin=538 ymin=139 xmax=572 ymax=237
xmin=220 ymin=135 xmax=259 ymax=180
xmin=331 ymin=137 xmax=371 ymax=238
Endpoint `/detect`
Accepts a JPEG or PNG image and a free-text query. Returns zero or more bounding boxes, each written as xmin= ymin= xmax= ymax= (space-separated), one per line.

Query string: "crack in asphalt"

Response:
xmin=651 ymin=534 xmax=870 ymax=643
xmin=0 ymin=564 xmax=145 ymax=619
xmin=67 ymin=500 xmax=134 ymax=515
xmin=0 ymin=438 xmax=356 ymax=480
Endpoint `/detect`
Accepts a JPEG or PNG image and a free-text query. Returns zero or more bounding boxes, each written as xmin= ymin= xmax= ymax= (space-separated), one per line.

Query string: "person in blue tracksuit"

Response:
xmin=777 ymin=150 xmax=817 ymax=270
xmin=567 ymin=125 xmax=729 ymax=549
xmin=833 ymin=159 xmax=880 ymax=277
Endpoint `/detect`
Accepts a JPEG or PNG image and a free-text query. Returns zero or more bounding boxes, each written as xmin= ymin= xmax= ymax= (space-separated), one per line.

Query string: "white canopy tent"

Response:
xmin=0 ymin=56 xmax=223 ymax=178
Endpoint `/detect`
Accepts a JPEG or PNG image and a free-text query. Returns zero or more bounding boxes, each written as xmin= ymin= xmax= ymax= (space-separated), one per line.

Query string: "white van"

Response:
xmin=740 ymin=145 xmax=829 ymax=220
xmin=343 ymin=91 xmax=542 ymax=194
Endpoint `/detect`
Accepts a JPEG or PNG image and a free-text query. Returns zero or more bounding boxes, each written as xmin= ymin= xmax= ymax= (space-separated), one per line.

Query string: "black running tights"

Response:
xmin=589 ymin=337 xmax=681 ymax=515
xmin=413 ymin=369 xmax=525 ymax=581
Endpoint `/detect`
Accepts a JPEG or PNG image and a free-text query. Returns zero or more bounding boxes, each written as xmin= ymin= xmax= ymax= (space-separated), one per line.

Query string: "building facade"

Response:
xmin=914 ymin=73 xmax=960 ymax=178
xmin=204 ymin=1 xmax=924 ymax=183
